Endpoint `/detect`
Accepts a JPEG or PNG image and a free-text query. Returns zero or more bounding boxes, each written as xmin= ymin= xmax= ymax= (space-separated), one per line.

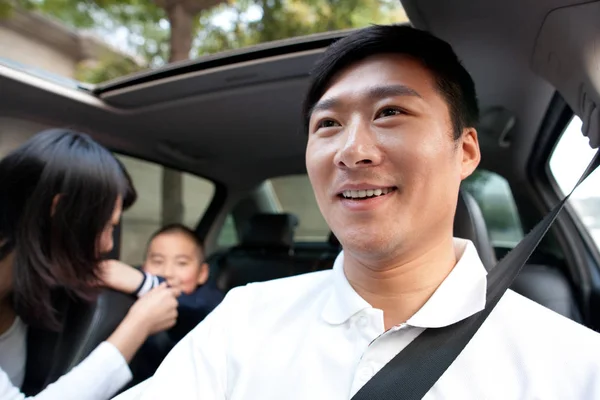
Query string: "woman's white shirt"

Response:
xmin=0 ymin=317 xmax=132 ymax=400
xmin=0 ymin=316 xmax=27 ymax=388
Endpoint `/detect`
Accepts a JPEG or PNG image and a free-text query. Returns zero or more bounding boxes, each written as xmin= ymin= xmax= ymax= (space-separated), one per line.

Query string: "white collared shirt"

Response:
xmin=0 ymin=316 xmax=27 ymax=388
xmin=116 ymin=239 xmax=600 ymax=400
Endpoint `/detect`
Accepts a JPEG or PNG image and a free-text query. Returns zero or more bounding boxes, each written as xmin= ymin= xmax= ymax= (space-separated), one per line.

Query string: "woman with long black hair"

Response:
xmin=0 ymin=129 xmax=180 ymax=399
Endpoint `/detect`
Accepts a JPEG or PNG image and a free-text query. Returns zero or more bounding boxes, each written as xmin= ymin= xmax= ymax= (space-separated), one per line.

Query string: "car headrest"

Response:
xmin=240 ymin=213 xmax=298 ymax=250
xmin=454 ymin=190 xmax=497 ymax=270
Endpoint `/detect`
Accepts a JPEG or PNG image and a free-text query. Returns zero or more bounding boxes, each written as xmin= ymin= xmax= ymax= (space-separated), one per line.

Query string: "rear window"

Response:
xmin=269 ymin=175 xmax=330 ymax=242
xmin=117 ymin=155 xmax=215 ymax=264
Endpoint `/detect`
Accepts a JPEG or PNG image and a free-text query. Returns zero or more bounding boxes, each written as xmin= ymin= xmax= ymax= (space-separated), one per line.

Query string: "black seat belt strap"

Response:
xmin=352 ymin=149 xmax=600 ymax=400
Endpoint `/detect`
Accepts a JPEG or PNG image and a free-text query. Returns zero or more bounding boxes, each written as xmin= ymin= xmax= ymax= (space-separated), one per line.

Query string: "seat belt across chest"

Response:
xmin=351 ymin=149 xmax=600 ymax=400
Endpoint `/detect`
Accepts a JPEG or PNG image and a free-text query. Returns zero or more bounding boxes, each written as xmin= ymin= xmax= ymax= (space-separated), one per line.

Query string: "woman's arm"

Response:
xmin=0 ymin=341 xmax=130 ymax=400
xmin=101 ymin=260 xmax=225 ymax=316
xmin=0 ymin=285 xmax=180 ymax=400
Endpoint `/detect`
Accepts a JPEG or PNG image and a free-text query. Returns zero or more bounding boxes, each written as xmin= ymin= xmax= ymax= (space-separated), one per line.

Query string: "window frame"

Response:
xmin=113 ymin=150 xmax=224 ymax=258
xmin=527 ymin=94 xmax=600 ymax=323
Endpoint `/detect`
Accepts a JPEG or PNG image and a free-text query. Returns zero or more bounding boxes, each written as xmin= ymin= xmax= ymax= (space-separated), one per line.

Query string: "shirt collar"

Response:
xmin=321 ymin=253 xmax=372 ymax=325
xmin=321 ymin=238 xmax=487 ymax=328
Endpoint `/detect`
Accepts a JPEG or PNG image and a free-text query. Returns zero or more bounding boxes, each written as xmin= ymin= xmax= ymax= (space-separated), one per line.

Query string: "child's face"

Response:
xmin=143 ymin=231 xmax=208 ymax=294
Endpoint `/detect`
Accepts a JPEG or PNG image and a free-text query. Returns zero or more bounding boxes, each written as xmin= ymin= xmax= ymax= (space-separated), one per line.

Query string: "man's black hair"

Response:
xmin=303 ymin=24 xmax=479 ymax=139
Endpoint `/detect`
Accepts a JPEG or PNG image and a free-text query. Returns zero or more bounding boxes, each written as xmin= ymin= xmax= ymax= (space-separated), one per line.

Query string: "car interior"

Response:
xmin=1 ymin=0 xmax=600 ymax=394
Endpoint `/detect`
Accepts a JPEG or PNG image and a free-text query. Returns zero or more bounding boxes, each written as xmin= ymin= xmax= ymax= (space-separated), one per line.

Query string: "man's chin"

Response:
xmin=340 ymin=231 xmax=403 ymax=260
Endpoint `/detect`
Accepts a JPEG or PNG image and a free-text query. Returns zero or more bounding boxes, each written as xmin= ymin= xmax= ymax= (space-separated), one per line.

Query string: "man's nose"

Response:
xmin=334 ymin=120 xmax=383 ymax=168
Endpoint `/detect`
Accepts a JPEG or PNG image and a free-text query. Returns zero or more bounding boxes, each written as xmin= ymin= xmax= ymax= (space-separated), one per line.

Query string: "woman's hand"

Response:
xmin=107 ymin=283 xmax=181 ymax=362
xmin=99 ymin=259 xmax=145 ymax=294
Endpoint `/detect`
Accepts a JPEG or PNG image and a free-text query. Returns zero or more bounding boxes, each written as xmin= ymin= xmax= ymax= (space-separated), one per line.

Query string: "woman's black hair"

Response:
xmin=0 ymin=128 xmax=133 ymax=330
xmin=115 ymin=156 xmax=137 ymax=210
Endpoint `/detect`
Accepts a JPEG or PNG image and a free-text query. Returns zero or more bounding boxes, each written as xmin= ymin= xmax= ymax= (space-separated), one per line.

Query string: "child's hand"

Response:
xmin=126 ymin=283 xmax=181 ymax=336
xmin=107 ymin=283 xmax=181 ymax=362
xmin=99 ymin=259 xmax=145 ymax=294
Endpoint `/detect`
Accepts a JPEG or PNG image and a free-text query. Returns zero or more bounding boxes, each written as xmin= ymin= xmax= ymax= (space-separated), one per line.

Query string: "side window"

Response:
xmin=461 ymin=169 xmax=524 ymax=248
xmin=269 ymin=174 xmax=330 ymax=242
xmin=216 ymin=213 xmax=239 ymax=248
xmin=549 ymin=116 xmax=600 ymax=250
xmin=117 ymin=155 xmax=215 ymax=265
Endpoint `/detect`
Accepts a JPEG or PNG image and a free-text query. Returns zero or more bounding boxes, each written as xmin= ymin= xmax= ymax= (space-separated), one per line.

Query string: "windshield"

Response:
xmin=0 ymin=0 xmax=407 ymax=84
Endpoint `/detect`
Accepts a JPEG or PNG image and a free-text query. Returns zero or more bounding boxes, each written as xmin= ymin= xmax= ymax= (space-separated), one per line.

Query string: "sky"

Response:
xmin=549 ymin=116 xmax=599 ymax=199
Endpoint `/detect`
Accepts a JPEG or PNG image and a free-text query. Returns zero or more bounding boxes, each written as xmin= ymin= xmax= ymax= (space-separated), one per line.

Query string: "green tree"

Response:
xmin=0 ymin=1 xmax=12 ymax=17
xmin=74 ymin=54 xmax=145 ymax=83
xmin=0 ymin=0 xmax=35 ymax=17
xmin=193 ymin=0 xmax=407 ymax=55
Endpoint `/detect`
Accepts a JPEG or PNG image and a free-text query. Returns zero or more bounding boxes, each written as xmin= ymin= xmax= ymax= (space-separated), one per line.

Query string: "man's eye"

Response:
xmin=376 ymin=108 xmax=404 ymax=118
xmin=317 ymin=119 xmax=340 ymax=129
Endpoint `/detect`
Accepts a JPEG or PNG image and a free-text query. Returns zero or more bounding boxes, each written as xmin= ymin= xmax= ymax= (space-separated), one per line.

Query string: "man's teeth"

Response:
xmin=342 ymin=187 xmax=394 ymax=199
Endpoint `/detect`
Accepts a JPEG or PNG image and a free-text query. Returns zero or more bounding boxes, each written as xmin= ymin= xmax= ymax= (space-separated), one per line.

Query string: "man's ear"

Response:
xmin=197 ymin=262 xmax=209 ymax=285
xmin=459 ymin=127 xmax=481 ymax=180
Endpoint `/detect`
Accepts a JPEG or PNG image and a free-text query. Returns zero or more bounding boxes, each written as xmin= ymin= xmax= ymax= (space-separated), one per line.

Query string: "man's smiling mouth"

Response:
xmin=339 ymin=187 xmax=397 ymax=200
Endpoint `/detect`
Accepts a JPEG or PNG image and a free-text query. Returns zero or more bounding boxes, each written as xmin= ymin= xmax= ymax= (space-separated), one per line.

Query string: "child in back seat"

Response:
xmin=102 ymin=224 xmax=224 ymax=382
xmin=102 ymin=223 xmax=224 ymax=343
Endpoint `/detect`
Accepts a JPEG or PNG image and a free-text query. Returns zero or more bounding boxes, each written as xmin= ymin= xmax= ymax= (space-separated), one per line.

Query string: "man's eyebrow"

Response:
xmin=309 ymin=84 xmax=422 ymax=116
xmin=310 ymin=97 xmax=342 ymax=116
xmin=367 ymin=84 xmax=422 ymax=100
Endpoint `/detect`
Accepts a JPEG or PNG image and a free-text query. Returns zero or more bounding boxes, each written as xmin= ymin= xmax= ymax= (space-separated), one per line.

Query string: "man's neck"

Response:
xmin=344 ymin=236 xmax=458 ymax=330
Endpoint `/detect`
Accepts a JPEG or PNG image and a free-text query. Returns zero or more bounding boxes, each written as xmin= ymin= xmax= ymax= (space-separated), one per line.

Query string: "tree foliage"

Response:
xmin=0 ymin=1 xmax=12 ymax=17
xmin=74 ymin=53 xmax=145 ymax=83
xmin=0 ymin=0 xmax=35 ymax=18
xmin=193 ymin=0 xmax=406 ymax=55
xmin=24 ymin=0 xmax=406 ymax=83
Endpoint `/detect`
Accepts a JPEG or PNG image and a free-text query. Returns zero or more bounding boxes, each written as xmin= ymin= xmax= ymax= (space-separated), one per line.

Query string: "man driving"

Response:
xmin=116 ymin=24 xmax=600 ymax=400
